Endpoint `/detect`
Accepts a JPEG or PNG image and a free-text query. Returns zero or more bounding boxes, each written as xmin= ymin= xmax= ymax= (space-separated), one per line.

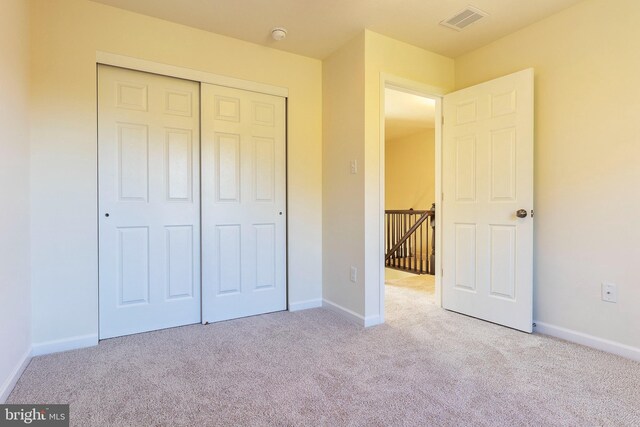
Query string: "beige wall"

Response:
xmin=385 ymin=129 xmax=435 ymax=211
xmin=0 ymin=0 xmax=31 ymax=401
xmin=322 ymin=33 xmax=366 ymax=314
xmin=456 ymin=0 xmax=640 ymax=348
xmin=29 ymin=0 xmax=323 ymax=346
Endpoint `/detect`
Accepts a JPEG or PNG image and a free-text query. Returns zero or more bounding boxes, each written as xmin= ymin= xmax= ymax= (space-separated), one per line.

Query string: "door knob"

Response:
xmin=516 ymin=209 xmax=527 ymax=218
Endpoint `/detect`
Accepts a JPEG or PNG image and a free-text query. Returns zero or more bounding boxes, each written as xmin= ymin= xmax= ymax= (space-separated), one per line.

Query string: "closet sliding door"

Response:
xmin=98 ymin=65 xmax=201 ymax=339
xmin=98 ymin=67 xmax=287 ymax=338
xmin=200 ymin=84 xmax=287 ymax=323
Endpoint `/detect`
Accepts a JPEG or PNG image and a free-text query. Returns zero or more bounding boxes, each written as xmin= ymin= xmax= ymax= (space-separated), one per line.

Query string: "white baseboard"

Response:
xmin=0 ymin=347 xmax=31 ymax=403
xmin=31 ymin=334 xmax=98 ymax=357
xmin=322 ymin=299 xmax=364 ymax=325
xmin=322 ymin=299 xmax=382 ymax=327
xmin=534 ymin=321 xmax=640 ymax=362
xmin=288 ymin=298 xmax=323 ymax=312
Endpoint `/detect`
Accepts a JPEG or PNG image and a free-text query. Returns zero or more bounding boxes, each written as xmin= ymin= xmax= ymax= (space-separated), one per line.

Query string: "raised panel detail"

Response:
xmin=216 ymin=133 xmax=241 ymax=202
xmin=166 ymin=226 xmax=194 ymax=300
xmin=254 ymin=137 xmax=275 ymax=202
xmin=118 ymin=227 xmax=149 ymax=305
xmin=215 ymin=96 xmax=240 ymax=122
xmin=456 ymin=100 xmax=477 ymax=125
xmin=118 ymin=123 xmax=148 ymax=201
xmin=454 ymin=224 xmax=476 ymax=291
xmin=489 ymin=225 xmax=516 ymax=299
xmin=253 ymin=102 xmax=275 ymax=126
xmin=492 ymin=90 xmax=516 ymax=117
xmin=116 ymin=82 xmax=148 ymax=111
xmin=455 ymin=135 xmax=476 ymax=202
xmin=217 ymin=225 xmax=241 ymax=295
xmin=166 ymin=128 xmax=192 ymax=201
xmin=165 ymin=90 xmax=192 ymax=117
xmin=255 ymin=224 xmax=276 ymax=290
xmin=491 ymin=128 xmax=516 ymax=201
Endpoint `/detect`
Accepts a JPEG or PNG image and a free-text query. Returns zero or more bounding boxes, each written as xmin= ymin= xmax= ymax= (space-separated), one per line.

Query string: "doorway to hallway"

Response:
xmin=383 ymin=87 xmax=438 ymax=307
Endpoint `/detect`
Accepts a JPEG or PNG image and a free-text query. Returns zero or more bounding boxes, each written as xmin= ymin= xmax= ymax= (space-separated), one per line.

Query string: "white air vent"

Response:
xmin=440 ymin=6 xmax=488 ymax=31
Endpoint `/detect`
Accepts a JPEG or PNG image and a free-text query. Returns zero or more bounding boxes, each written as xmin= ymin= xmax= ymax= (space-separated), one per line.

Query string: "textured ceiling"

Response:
xmin=89 ymin=0 xmax=585 ymax=59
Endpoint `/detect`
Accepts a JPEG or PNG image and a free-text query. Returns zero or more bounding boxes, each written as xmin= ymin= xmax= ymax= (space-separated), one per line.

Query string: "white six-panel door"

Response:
xmin=201 ymin=84 xmax=287 ymax=323
xmin=442 ymin=69 xmax=534 ymax=333
xmin=98 ymin=65 xmax=201 ymax=339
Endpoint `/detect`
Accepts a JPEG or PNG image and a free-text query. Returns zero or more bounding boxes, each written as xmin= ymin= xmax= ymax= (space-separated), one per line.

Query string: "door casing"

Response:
xmin=379 ymin=73 xmax=445 ymax=324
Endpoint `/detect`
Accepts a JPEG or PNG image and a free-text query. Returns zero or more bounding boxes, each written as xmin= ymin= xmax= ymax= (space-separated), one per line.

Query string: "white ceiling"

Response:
xmin=89 ymin=0 xmax=584 ymax=59
xmin=385 ymin=89 xmax=435 ymax=141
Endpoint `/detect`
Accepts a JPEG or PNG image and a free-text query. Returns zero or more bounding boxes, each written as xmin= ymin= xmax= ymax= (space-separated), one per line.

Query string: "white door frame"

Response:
xmin=379 ymin=73 xmax=444 ymax=321
xmin=96 ymin=52 xmax=290 ymax=333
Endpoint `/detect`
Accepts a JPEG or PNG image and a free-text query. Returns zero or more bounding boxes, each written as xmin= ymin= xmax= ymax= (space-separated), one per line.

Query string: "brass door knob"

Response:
xmin=516 ymin=209 xmax=528 ymax=218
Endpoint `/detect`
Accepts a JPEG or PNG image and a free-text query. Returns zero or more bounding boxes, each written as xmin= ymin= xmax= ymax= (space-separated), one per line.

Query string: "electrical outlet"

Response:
xmin=350 ymin=160 xmax=358 ymax=174
xmin=350 ymin=266 xmax=357 ymax=283
xmin=601 ymin=282 xmax=617 ymax=303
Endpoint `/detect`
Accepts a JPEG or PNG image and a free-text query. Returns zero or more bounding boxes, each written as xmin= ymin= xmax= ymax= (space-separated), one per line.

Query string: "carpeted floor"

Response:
xmin=9 ymin=281 xmax=640 ymax=426
xmin=385 ymin=273 xmax=436 ymax=304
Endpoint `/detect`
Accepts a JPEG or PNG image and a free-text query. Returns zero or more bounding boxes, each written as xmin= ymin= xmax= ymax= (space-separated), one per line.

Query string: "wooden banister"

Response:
xmin=385 ymin=206 xmax=435 ymax=275
xmin=385 ymin=211 xmax=430 ymax=261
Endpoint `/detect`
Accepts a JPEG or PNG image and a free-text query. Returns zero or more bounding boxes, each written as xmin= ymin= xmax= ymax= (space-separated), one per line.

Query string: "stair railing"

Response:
xmin=385 ymin=204 xmax=435 ymax=275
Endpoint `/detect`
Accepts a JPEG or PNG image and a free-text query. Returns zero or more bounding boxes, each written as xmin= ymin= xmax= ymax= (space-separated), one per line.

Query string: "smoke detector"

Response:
xmin=440 ymin=6 xmax=488 ymax=31
xmin=271 ymin=27 xmax=287 ymax=41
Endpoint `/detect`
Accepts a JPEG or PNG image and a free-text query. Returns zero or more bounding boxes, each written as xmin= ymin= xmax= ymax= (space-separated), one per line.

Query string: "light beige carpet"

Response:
xmin=385 ymin=273 xmax=436 ymax=304
xmin=8 ymin=283 xmax=640 ymax=426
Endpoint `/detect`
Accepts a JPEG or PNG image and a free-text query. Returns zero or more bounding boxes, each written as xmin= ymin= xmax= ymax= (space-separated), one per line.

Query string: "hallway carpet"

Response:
xmin=385 ymin=273 xmax=436 ymax=303
xmin=9 ymin=283 xmax=640 ymax=426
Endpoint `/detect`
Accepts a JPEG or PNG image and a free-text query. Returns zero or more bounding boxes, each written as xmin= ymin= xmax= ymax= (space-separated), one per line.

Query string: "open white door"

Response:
xmin=201 ymin=84 xmax=287 ymax=323
xmin=442 ymin=69 xmax=534 ymax=333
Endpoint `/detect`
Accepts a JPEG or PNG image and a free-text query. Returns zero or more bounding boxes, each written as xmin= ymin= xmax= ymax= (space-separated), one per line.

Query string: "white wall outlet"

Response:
xmin=350 ymin=266 xmax=357 ymax=283
xmin=350 ymin=159 xmax=358 ymax=174
xmin=601 ymin=282 xmax=617 ymax=303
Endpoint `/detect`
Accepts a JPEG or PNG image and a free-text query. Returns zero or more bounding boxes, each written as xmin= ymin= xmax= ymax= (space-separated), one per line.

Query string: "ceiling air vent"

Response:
xmin=440 ymin=6 xmax=488 ymax=31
